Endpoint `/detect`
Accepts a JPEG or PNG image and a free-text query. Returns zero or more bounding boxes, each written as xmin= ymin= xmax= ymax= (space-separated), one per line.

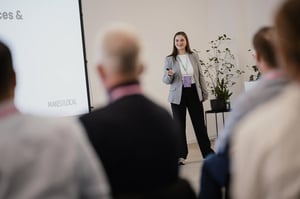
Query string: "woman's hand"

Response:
xmin=167 ymin=68 xmax=174 ymax=76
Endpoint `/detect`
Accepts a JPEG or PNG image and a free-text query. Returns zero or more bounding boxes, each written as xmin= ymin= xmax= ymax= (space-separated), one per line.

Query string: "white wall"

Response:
xmin=81 ymin=0 xmax=282 ymax=143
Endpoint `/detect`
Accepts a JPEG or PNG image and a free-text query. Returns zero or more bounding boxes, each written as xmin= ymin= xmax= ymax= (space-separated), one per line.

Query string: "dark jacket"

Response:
xmin=80 ymin=94 xmax=181 ymax=196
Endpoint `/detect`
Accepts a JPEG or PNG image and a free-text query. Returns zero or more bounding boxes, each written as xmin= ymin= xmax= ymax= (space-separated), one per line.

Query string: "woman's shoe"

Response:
xmin=178 ymin=158 xmax=185 ymax=165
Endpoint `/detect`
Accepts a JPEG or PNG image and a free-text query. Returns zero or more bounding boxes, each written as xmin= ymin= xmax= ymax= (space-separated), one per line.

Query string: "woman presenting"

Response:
xmin=163 ymin=31 xmax=214 ymax=164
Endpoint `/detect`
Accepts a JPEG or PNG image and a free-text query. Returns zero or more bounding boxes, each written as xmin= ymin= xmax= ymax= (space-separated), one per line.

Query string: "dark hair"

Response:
xmin=275 ymin=0 xmax=300 ymax=80
xmin=0 ymin=41 xmax=15 ymax=98
xmin=253 ymin=27 xmax=277 ymax=68
xmin=168 ymin=31 xmax=193 ymax=59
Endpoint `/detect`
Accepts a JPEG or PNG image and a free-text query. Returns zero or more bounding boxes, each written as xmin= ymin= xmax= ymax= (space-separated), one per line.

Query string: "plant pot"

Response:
xmin=210 ymin=99 xmax=230 ymax=111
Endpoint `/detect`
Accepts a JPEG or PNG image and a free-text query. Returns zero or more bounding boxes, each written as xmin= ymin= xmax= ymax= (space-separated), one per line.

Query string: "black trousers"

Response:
xmin=171 ymin=84 xmax=214 ymax=159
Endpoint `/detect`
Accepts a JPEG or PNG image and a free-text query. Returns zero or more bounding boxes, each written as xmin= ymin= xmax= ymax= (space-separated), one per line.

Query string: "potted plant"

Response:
xmin=195 ymin=34 xmax=244 ymax=111
xmin=247 ymin=65 xmax=260 ymax=81
xmin=245 ymin=49 xmax=261 ymax=91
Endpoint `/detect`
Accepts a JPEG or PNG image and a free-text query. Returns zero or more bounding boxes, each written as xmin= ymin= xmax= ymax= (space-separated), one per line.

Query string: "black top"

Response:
xmin=80 ymin=94 xmax=180 ymax=196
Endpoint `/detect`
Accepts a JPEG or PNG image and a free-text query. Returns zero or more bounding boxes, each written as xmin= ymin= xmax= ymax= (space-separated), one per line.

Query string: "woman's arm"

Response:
xmin=163 ymin=56 xmax=175 ymax=84
xmin=199 ymin=65 xmax=208 ymax=101
xmin=194 ymin=53 xmax=208 ymax=101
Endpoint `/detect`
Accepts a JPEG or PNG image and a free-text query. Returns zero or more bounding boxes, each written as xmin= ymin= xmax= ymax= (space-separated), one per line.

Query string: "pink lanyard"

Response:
xmin=110 ymin=84 xmax=143 ymax=102
xmin=0 ymin=105 xmax=18 ymax=119
xmin=265 ymin=71 xmax=283 ymax=80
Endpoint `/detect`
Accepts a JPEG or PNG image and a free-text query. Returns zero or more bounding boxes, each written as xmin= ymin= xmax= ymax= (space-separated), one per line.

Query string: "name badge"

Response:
xmin=183 ymin=75 xmax=192 ymax=88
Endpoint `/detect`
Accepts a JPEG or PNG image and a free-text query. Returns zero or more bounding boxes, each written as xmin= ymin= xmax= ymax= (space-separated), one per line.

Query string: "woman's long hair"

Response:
xmin=168 ymin=31 xmax=193 ymax=59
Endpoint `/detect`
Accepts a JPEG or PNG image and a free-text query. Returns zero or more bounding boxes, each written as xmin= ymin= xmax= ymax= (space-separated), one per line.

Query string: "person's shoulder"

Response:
xmin=187 ymin=52 xmax=200 ymax=63
xmin=165 ymin=55 xmax=174 ymax=61
xmin=141 ymin=96 xmax=173 ymax=119
xmin=274 ymin=83 xmax=300 ymax=118
xmin=234 ymin=84 xmax=300 ymax=166
xmin=234 ymin=84 xmax=297 ymax=145
xmin=9 ymin=115 xmax=87 ymax=155
xmin=190 ymin=52 xmax=198 ymax=58
xmin=80 ymin=104 xmax=111 ymax=121
xmin=233 ymin=77 xmax=287 ymax=111
xmin=26 ymin=115 xmax=84 ymax=139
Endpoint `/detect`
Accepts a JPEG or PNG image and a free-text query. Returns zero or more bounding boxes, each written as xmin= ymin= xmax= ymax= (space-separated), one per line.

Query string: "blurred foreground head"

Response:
xmin=275 ymin=0 xmax=300 ymax=81
xmin=96 ymin=23 xmax=143 ymax=89
xmin=0 ymin=41 xmax=15 ymax=101
xmin=253 ymin=26 xmax=277 ymax=71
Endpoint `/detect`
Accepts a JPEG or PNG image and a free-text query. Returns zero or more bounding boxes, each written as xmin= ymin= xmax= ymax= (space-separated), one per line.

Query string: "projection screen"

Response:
xmin=0 ymin=0 xmax=90 ymax=116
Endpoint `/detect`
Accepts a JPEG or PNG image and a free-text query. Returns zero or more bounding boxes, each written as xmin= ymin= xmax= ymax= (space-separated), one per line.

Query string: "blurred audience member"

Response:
xmin=79 ymin=24 xmax=195 ymax=198
xmin=199 ymin=26 xmax=288 ymax=199
xmin=232 ymin=0 xmax=300 ymax=198
xmin=0 ymin=41 xmax=110 ymax=198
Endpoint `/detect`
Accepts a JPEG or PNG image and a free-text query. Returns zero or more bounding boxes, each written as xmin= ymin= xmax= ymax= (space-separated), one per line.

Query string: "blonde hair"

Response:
xmin=96 ymin=23 xmax=142 ymax=75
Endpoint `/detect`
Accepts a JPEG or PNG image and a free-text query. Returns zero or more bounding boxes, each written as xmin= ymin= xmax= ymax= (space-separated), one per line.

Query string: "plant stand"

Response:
xmin=205 ymin=109 xmax=231 ymax=137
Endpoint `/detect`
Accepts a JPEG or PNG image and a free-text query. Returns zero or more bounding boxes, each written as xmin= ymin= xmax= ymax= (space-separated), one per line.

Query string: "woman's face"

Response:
xmin=174 ymin=35 xmax=187 ymax=51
